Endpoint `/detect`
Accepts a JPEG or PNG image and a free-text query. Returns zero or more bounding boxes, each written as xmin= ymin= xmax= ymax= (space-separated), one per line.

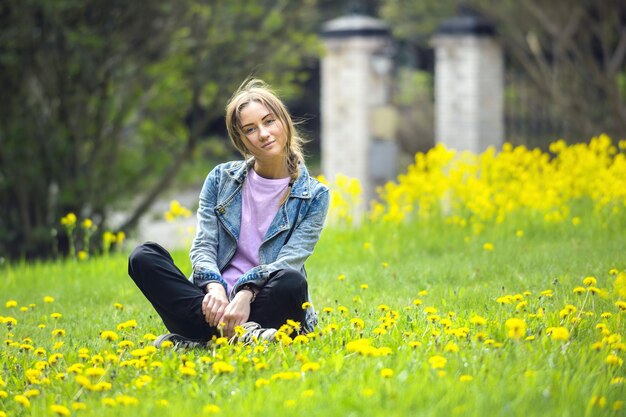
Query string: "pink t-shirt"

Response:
xmin=221 ymin=168 xmax=291 ymax=293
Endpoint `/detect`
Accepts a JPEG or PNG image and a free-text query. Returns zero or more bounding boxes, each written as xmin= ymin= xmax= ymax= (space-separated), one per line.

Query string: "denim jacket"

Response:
xmin=189 ymin=159 xmax=329 ymax=332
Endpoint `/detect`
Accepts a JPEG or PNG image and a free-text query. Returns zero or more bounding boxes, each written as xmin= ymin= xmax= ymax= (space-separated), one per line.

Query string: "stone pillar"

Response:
xmin=431 ymin=9 xmax=503 ymax=153
xmin=321 ymin=14 xmax=396 ymax=207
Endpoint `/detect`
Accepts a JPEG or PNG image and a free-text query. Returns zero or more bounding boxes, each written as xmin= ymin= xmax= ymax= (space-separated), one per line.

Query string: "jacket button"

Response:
xmin=218 ymin=207 xmax=225 ymax=214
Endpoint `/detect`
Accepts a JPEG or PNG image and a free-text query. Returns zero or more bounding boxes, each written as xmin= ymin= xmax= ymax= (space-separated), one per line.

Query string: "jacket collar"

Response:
xmin=225 ymin=158 xmax=313 ymax=199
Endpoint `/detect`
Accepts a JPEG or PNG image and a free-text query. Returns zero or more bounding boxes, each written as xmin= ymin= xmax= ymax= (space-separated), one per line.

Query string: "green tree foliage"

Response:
xmin=0 ymin=0 xmax=322 ymax=258
xmin=381 ymin=0 xmax=626 ymax=142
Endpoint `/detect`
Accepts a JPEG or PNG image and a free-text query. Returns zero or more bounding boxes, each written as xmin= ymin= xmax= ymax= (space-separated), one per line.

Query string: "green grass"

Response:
xmin=1 ymin=215 xmax=626 ymax=417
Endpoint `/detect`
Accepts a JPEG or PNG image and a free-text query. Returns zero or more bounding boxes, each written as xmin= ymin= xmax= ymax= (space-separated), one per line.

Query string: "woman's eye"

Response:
xmin=244 ymin=127 xmax=256 ymax=134
xmin=264 ymin=119 xmax=275 ymax=125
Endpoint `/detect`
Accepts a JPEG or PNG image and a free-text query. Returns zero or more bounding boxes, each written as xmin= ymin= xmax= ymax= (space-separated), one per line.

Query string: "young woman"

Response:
xmin=128 ymin=79 xmax=329 ymax=347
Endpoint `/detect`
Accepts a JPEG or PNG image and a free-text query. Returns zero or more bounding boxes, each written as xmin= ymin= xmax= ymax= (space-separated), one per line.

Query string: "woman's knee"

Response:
xmin=268 ymin=269 xmax=308 ymax=295
xmin=128 ymin=242 xmax=165 ymax=277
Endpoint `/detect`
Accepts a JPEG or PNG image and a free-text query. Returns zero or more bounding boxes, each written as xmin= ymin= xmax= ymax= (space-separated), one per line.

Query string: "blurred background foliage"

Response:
xmin=1 ymin=0 xmax=624 ymax=259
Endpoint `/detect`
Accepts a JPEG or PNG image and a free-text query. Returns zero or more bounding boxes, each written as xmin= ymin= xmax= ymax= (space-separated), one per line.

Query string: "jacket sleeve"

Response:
xmin=232 ymin=186 xmax=330 ymax=296
xmin=189 ymin=166 xmax=228 ymax=292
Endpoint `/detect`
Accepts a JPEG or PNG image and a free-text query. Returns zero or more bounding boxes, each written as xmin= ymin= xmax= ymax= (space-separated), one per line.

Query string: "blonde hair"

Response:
xmin=225 ymin=78 xmax=305 ymax=186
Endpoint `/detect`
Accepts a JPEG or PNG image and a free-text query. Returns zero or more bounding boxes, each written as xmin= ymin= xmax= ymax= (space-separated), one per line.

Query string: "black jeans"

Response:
xmin=128 ymin=242 xmax=308 ymax=341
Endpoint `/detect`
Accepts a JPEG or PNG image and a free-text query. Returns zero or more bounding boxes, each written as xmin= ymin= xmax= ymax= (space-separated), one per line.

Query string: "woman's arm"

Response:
xmin=189 ymin=166 xmax=228 ymax=292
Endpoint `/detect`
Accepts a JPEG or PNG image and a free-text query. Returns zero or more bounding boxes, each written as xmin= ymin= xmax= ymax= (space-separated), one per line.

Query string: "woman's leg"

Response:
xmin=248 ymin=269 xmax=308 ymax=330
xmin=128 ymin=242 xmax=217 ymax=341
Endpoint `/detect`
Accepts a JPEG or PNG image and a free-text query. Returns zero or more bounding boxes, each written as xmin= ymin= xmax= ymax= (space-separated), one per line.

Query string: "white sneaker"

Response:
xmin=152 ymin=333 xmax=206 ymax=349
xmin=234 ymin=322 xmax=277 ymax=344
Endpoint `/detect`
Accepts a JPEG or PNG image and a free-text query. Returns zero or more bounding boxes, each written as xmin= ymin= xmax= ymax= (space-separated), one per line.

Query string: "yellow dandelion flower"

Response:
xmin=116 ymin=395 xmax=139 ymax=406
xmin=212 ymin=361 xmax=234 ymax=374
xmin=459 ymin=375 xmax=473 ymax=382
xmin=360 ymin=284 xmax=369 ymax=290
xmin=51 ymin=328 xmax=66 ymax=337
xmin=606 ymin=354 xmax=623 ymax=367
xmin=483 ymin=242 xmax=494 ymax=251
xmin=71 ymin=402 xmax=87 ymax=411
xmin=428 ymin=355 xmax=447 ymax=369
xmin=301 ymin=301 xmax=312 ymax=309
xmin=590 ymin=396 xmax=607 ymax=408
xmin=380 ymin=368 xmax=394 ymax=378
xmin=548 ymin=327 xmax=570 ymax=341
xmin=337 ymin=274 xmax=346 ymax=281
xmin=100 ymin=331 xmax=118 ymax=341
xmin=361 ymin=388 xmax=375 ymax=398
xmin=101 ymin=398 xmax=116 ymax=407
xmin=444 ymin=342 xmax=459 ymax=353
xmin=14 ymin=394 xmax=31 ymax=408
xmin=496 ymin=296 xmax=513 ymax=304
xmin=50 ymin=404 xmax=71 ymax=416
xmin=583 ymin=276 xmax=597 ymax=286
xmin=373 ymin=327 xmax=387 ymax=335
xmin=130 ymin=348 xmax=147 ymax=357
xmin=350 ymin=318 xmax=365 ymax=330
xmin=255 ymin=378 xmax=270 ymax=388
xmin=113 ymin=303 xmax=124 ymax=310
xmin=301 ymin=362 xmax=321 ymax=373
xmin=469 ymin=315 xmax=487 ymax=326
xmin=424 ymin=306 xmax=437 ymax=314
xmin=505 ymin=318 xmax=526 ymax=340
xmin=203 ymin=404 xmax=221 ymax=414
xmin=302 ymin=389 xmax=315 ymax=398
xmin=5 ymin=300 xmax=18 ymax=308
xmin=43 ymin=296 xmax=55 ymax=303
xmin=24 ymin=389 xmax=40 ymax=397
xmin=118 ymin=340 xmax=135 ymax=349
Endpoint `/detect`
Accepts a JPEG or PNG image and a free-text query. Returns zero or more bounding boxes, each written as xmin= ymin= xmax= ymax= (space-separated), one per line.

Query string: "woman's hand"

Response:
xmin=202 ymin=283 xmax=229 ymax=327
xmin=219 ymin=290 xmax=253 ymax=338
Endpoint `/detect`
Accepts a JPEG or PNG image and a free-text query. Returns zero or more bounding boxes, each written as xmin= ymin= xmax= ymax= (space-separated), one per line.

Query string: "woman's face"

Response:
xmin=238 ymin=100 xmax=287 ymax=164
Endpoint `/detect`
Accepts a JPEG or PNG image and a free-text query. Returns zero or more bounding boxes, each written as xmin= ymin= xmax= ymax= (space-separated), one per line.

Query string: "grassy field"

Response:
xmin=3 ymin=137 xmax=626 ymax=416
xmin=1 ymin=214 xmax=626 ymax=417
